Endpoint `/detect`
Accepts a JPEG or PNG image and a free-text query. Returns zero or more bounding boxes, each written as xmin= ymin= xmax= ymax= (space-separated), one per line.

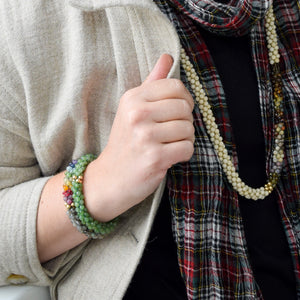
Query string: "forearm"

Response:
xmin=36 ymin=158 xmax=130 ymax=263
xmin=37 ymin=172 xmax=88 ymax=263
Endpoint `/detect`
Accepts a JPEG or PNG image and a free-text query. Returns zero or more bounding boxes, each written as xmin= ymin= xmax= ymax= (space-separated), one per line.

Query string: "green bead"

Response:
xmin=64 ymin=154 xmax=118 ymax=239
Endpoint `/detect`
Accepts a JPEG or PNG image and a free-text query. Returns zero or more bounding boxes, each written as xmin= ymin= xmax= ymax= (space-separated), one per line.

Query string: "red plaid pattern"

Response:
xmin=154 ymin=0 xmax=300 ymax=298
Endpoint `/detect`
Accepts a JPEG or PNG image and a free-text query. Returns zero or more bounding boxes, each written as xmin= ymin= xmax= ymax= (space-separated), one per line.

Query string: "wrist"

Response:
xmin=63 ymin=154 xmax=118 ymax=238
xmin=82 ymin=156 xmax=122 ymax=222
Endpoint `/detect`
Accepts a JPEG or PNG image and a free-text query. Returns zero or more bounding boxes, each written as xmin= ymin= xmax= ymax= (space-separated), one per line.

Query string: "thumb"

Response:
xmin=143 ymin=54 xmax=174 ymax=84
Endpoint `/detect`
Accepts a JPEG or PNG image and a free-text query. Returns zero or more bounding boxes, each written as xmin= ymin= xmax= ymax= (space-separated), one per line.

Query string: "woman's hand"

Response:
xmin=37 ymin=54 xmax=195 ymax=262
xmin=84 ymin=54 xmax=195 ymax=221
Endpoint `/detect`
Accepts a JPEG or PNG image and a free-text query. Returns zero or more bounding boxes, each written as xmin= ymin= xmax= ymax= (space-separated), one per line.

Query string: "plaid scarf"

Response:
xmin=154 ymin=0 xmax=300 ymax=298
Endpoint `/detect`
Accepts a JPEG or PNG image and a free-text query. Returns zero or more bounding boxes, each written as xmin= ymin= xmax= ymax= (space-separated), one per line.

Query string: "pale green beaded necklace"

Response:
xmin=180 ymin=6 xmax=285 ymax=201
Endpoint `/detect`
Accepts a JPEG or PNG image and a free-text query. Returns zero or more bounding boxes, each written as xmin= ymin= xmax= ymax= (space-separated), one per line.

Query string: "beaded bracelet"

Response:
xmin=63 ymin=154 xmax=119 ymax=239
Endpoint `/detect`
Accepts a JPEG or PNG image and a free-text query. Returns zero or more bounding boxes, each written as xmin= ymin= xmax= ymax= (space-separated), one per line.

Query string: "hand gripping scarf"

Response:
xmin=154 ymin=0 xmax=300 ymax=299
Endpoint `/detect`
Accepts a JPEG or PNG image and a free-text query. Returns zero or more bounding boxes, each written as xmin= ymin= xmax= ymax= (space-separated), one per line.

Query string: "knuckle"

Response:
xmin=189 ymin=98 xmax=195 ymax=111
xmin=187 ymin=122 xmax=195 ymax=136
xmin=185 ymin=94 xmax=194 ymax=112
xmin=181 ymin=100 xmax=193 ymax=116
xmin=171 ymin=80 xmax=194 ymax=111
xmin=188 ymin=90 xmax=195 ymax=106
xmin=141 ymin=126 xmax=154 ymax=143
xmin=122 ymin=88 xmax=137 ymax=102
xmin=181 ymin=141 xmax=194 ymax=162
xmin=128 ymin=106 xmax=150 ymax=126
xmin=156 ymin=169 xmax=168 ymax=181
xmin=171 ymin=78 xmax=185 ymax=93
xmin=191 ymin=134 xmax=196 ymax=144
xmin=127 ymin=109 xmax=143 ymax=125
xmin=186 ymin=141 xmax=195 ymax=159
xmin=133 ymin=126 xmax=155 ymax=152
xmin=151 ymin=148 xmax=162 ymax=165
xmin=144 ymin=147 xmax=163 ymax=170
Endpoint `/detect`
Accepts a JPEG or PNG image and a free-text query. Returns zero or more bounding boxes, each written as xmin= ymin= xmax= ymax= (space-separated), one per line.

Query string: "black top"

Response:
xmin=123 ymin=188 xmax=188 ymax=300
xmin=199 ymin=26 xmax=297 ymax=300
xmin=123 ymin=27 xmax=297 ymax=300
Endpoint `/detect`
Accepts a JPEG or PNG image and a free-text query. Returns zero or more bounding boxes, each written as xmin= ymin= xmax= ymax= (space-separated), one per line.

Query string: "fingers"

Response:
xmin=116 ymin=54 xmax=195 ymax=170
xmin=123 ymin=53 xmax=194 ymax=113
xmin=153 ymin=120 xmax=195 ymax=143
xmin=163 ymin=140 xmax=194 ymax=166
xmin=141 ymin=53 xmax=194 ymax=111
xmin=121 ymin=79 xmax=194 ymax=125
xmin=99 ymin=54 xmax=195 ymax=215
xmin=149 ymin=99 xmax=193 ymax=123
xmin=144 ymin=54 xmax=174 ymax=83
xmin=140 ymin=78 xmax=194 ymax=111
xmin=150 ymin=140 xmax=194 ymax=171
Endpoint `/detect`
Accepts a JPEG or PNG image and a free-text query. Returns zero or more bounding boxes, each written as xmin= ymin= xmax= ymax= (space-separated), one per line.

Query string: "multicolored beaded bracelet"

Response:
xmin=63 ymin=154 xmax=119 ymax=239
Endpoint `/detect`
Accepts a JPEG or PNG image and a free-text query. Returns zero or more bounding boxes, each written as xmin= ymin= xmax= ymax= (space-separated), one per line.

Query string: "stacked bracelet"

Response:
xmin=63 ymin=154 xmax=118 ymax=239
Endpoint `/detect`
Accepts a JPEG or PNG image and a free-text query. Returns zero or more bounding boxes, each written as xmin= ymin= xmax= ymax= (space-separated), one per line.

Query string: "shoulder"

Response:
xmin=0 ymin=0 xmax=69 ymax=41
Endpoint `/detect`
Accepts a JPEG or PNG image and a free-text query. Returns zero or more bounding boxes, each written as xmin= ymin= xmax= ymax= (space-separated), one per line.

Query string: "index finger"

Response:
xmin=140 ymin=78 xmax=194 ymax=111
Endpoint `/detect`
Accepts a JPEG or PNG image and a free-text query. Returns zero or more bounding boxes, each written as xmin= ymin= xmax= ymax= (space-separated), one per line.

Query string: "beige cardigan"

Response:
xmin=0 ymin=0 xmax=182 ymax=299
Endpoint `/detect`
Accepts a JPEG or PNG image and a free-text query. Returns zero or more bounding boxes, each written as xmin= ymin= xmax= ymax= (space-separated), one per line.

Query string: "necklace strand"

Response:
xmin=180 ymin=5 xmax=285 ymax=200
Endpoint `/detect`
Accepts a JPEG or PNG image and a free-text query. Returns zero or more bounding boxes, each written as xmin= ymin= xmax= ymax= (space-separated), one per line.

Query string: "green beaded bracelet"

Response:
xmin=63 ymin=154 xmax=118 ymax=239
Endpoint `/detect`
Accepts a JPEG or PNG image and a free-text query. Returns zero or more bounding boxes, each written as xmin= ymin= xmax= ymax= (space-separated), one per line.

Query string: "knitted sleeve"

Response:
xmin=0 ymin=0 xmax=88 ymax=288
